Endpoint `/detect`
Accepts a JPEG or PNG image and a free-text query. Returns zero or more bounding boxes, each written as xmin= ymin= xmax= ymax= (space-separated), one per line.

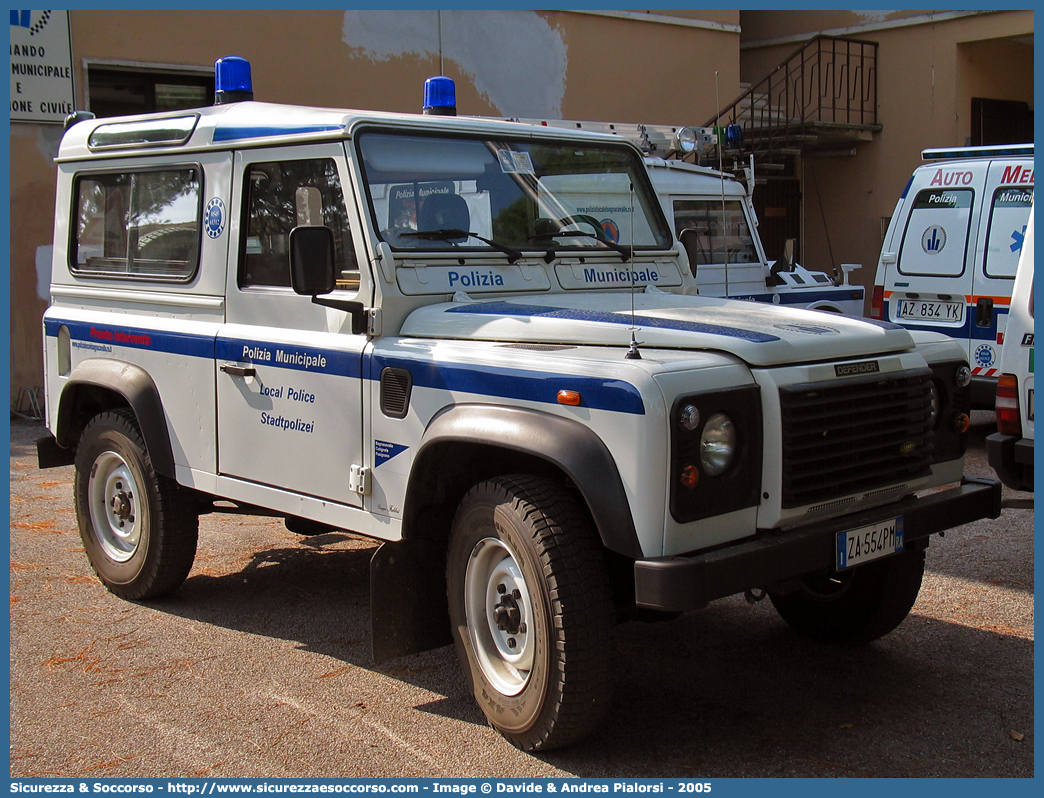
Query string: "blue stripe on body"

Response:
xmin=216 ymin=337 xmax=363 ymax=378
xmin=447 ymin=302 xmax=780 ymax=343
xmin=47 ymin=319 xmax=645 ymax=414
xmin=212 ymin=125 xmax=344 ymax=142
xmin=47 ymin=318 xmax=214 ymax=358
xmin=729 ymin=289 xmax=863 ymax=306
xmin=371 ymin=355 xmax=645 ymax=415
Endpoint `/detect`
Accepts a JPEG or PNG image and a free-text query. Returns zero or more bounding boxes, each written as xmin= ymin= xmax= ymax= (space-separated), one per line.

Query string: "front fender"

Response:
xmin=406 ymin=403 xmax=642 ymax=560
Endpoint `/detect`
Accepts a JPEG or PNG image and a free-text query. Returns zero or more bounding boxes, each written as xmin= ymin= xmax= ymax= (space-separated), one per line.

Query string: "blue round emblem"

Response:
xmin=974 ymin=343 xmax=995 ymax=368
xmin=205 ymin=198 xmax=225 ymax=239
xmin=600 ymin=219 xmax=620 ymax=243
xmin=920 ymin=225 xmax=946 ymax=255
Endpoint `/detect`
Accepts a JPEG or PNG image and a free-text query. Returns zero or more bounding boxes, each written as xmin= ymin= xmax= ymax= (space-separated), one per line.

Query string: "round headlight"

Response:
xmin=955 ymin=365 xmax=972 ymax=388
xmin=700 ymin=413 xmax=736 ymax=477
xmin=679 ymin=404 xmax=701 ymax=431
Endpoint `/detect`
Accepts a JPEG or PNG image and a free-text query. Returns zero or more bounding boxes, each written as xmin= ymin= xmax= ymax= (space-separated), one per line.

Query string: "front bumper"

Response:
xmin=634 ymin=475 xmax=1002 ymax=612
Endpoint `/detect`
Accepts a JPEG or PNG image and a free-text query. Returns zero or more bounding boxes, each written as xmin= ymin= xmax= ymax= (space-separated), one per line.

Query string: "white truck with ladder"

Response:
xmin=37 ymin=61 xmax=1000 ymax=752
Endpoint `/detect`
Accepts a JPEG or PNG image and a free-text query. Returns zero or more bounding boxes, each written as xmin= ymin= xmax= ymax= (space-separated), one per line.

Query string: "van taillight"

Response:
xmin=870 ymin=285 xmax=884 ymax=319
xmin=995 ymin=374 xmax=1022 ymax=436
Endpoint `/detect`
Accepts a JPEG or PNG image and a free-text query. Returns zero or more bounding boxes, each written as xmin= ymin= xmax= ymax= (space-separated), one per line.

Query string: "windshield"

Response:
xmin=673 ymin=199 xmax=758 ymax=265
xmin=357 ymin=129 xmax=673 ymax=255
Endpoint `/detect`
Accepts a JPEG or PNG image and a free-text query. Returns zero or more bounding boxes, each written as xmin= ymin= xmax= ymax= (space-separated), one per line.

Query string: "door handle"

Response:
xmin=221 ymin=364 xmax=256 ymax=378
xmin=975 ymin=297 xmax=994 ymax=328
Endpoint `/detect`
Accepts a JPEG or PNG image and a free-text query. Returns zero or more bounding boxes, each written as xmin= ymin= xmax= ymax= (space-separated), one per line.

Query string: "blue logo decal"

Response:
xmin=921 ymin=225 xmax=946 ymax=254
xmin=11 ymin=10 xmax=50 ymax=34
xmin=600 ymin=219 xmax=620 ymax=243
xmin=204 ymin=198 xmax=225 ymax=239
xmin=1010 ymin=225 xmax=1026 ymax=253
xmin=375 ymin=441 xmax=409 ymax=465
xmin=974 ymin=343 xmax=995 ymax=368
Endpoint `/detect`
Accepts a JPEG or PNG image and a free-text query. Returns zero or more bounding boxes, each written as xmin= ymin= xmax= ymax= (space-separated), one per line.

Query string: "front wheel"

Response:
xmin=769 ymin=547 xmax=926 ymax=644
xmin=74 ymin=409 xmax=199 ymax=600
xmin=447 ymin=475 xmax=615 ymax=751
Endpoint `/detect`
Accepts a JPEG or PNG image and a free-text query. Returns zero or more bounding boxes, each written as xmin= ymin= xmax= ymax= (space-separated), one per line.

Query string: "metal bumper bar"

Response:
xmin=634 ymin=475 xmax=1002 ymax=612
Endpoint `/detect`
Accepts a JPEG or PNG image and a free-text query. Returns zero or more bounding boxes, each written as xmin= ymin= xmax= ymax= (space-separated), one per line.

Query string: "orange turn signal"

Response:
xmin=557 ymin=390 xmax=582 ymax=406
xmin=680 ymin=465 xmax=699 ymax=490
xmin=953 ymin=413 xmax=971 ymax=434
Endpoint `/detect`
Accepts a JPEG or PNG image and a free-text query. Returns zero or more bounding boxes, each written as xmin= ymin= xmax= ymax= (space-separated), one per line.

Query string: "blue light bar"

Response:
xmin=215 ymin=56 xmax=253 ymax=105
xmin=423 ymin=76 xmax=456 ymax=116
xmin=922 ymin=143 xmax=1033 ymax=161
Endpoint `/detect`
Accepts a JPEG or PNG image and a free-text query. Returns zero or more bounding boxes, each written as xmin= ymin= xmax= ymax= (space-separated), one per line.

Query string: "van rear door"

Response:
xmin=887 ymin=160 xmax=988 ymax=363
xmin=968 ymin=159 xmax=1034 ymax=377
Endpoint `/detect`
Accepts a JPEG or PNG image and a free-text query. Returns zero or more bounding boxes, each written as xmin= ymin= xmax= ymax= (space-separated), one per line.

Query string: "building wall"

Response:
xmin=738 ymin=10 xmax=1034 ymax=307
xmin=9 ymin=9 xmax=740 ymax=404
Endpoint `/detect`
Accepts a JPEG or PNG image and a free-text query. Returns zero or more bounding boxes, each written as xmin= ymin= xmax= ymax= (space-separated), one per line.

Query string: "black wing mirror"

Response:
xmin=289 ymin=225 xmax=337 ymax=296
xmin=288 ymin=225 xmax=367 ymax=335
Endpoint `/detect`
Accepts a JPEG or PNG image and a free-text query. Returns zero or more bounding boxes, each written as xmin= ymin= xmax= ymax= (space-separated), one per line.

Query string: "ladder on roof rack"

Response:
xmin=503 ymin=117 xmax=719 ymax=162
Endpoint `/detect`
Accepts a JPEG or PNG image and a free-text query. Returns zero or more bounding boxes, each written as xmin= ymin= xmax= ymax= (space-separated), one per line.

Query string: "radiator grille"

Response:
xmin=778 ymin=369 xmax=934 ymax=508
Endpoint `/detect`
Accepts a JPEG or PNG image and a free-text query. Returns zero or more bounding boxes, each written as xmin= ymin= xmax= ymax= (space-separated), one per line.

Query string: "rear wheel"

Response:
xmin=769 ymin=547 xmax=926 ymax=644
xmin=447 ymin=475 xmax=615 ymax=751
xmin=74 ymin=409 xmax=198 ymax=600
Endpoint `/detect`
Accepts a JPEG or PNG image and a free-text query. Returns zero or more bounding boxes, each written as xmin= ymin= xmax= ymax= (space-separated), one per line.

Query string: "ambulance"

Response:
xmin=987 ymin=203 xmax=1034 ymax=491
xmin=871 ymin=144 xmax=1034 ymax=406
xmin=37 ymin=59 xmax=1001 ymax=752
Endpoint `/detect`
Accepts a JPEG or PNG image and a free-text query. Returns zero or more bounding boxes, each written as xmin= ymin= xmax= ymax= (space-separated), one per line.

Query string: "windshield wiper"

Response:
xmin=532 ymin=229 xmax=633 ymax=261
xmin=400 ymin=229 xmax=524 ymax=264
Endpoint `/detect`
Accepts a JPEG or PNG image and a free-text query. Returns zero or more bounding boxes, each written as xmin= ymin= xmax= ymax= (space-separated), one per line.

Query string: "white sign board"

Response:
xmin=10 ymin=9 xmax=74 ymax=124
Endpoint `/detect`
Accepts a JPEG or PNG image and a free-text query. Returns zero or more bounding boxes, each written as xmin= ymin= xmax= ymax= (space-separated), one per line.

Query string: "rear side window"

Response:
xmin=897 ymin=188 xmax=974 ymax=277
xmin=71 ymin=167 xmax=201 ymax=280
xmin=983 ymin=186 xmax=1033 ymax=279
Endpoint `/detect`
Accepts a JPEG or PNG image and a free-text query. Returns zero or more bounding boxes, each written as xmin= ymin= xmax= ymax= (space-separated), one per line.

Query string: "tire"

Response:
xmin=447 ymin=475 xmax=615 ymax=752
xmin=769 ymin=547 xmax=926 ymax=645
xmin=74 ymin=409 xmax=198 ymax=600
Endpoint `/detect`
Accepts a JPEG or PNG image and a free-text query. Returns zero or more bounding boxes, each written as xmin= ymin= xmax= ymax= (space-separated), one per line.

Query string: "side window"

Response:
xmin=672 ymin=199 xmax=757 ymax=265
xmin=897 ymin=188 xmax=974 ymax=277
xmin=71 ymin=167 xmax=201 ymax=280
xmin=239 ymin=158 xmax=358 ymax=290
xmin=983 ymin=186 xmax=1033 ymax=279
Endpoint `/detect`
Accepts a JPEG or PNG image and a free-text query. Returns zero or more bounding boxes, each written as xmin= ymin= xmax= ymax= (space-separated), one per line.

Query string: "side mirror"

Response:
xmin=289 ymin=226 xmax=336 ymax=296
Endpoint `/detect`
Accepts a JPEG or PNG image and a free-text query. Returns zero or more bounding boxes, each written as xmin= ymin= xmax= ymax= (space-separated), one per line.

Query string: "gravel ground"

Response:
xmin=8 ymin=413 xmax=1033 ymax=778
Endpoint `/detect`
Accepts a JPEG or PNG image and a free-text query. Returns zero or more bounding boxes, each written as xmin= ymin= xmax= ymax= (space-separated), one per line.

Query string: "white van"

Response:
xmin=871 ymin=144 xmax=1034 ymax=406
xmin=987 ymin=203 xmax=1034 ymax=491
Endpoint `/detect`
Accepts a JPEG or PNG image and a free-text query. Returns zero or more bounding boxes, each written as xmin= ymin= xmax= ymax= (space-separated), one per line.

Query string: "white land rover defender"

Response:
xmin=38 ymin=59 xmax=1001 ymax=752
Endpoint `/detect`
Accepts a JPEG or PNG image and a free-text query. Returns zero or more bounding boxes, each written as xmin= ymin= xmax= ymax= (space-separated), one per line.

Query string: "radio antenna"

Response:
xmin=715 ymin=70 xmax=730 ymax=299
xmin=625 ymin=181 xmax=642 ymax=359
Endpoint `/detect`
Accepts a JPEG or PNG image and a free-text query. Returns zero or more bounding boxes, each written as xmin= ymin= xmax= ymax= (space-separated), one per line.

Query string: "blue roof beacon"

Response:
xmin=423 ymin=75 xmax=456 ymax=116
xmin=214 ymin=55 xmax=253 ymax=104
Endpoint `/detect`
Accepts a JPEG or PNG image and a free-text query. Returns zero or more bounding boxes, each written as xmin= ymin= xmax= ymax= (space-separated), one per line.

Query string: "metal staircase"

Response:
xmin=706 ymin=35 xmax=882 ymax=172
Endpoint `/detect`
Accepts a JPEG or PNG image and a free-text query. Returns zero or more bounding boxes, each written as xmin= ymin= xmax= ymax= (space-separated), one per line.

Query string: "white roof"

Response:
xmin=57 ymin=101 xmax=645 ymax=162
